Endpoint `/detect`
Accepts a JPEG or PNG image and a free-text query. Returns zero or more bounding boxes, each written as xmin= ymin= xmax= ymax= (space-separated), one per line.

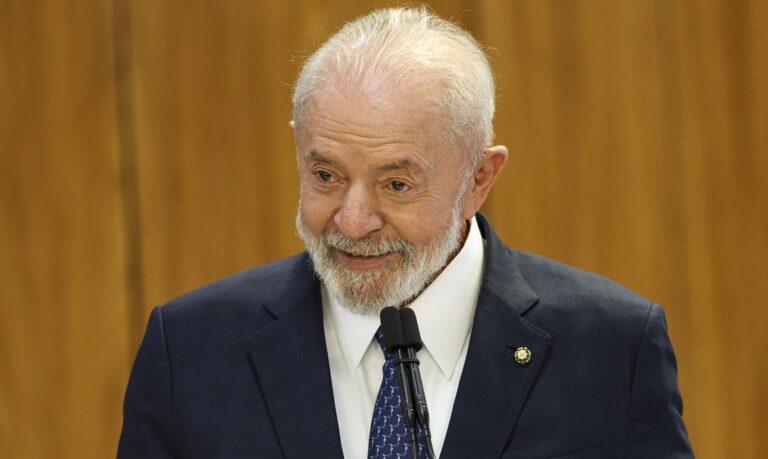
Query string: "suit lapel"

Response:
xmin=245 ymin=257 xmax=343 ymax=458
xmin=441 ymin=214 xmax=551 ymax=459
xmin=243 ymin=216 xmax=547 ymax=458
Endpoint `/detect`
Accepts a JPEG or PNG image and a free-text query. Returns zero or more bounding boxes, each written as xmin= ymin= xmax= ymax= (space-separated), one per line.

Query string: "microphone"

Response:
xmin=400 ymin=308 xmax=436 ymax=459
xmin=380 ymin=307 xmax=418 ymax=459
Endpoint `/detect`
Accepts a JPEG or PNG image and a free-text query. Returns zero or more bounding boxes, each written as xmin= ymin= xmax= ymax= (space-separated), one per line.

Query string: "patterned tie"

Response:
xmin=368 ymin=328 xmax=427 ymax=459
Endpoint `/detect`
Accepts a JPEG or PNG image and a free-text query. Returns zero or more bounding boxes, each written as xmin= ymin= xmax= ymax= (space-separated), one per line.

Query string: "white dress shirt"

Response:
xmin=322 ymin=217 xmax=485 ymax=458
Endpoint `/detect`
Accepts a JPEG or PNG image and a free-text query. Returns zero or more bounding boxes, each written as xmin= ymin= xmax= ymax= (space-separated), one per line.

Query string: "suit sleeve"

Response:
xmin=117 ymin=306 xmax=178 ymax=458
xmin=625 ymin=303 xmax=694 ymax=458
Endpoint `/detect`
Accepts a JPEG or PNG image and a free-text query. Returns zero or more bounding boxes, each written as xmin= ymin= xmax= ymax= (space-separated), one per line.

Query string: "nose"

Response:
xmin=333 ymin=184 xmax=384 ymax=240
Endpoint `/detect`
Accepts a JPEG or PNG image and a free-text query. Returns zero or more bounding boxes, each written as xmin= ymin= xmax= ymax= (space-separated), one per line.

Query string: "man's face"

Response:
xmin=294 ymin=85 xmax=472 ymax=314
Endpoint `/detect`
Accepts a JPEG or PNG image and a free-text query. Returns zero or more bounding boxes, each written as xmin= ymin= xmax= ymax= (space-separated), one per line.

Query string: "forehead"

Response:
xmin=301 ymin=84 xmax=444 ymax=146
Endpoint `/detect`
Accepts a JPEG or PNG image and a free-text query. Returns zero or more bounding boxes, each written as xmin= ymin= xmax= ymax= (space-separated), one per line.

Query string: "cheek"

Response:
xmin=388 ymin=201 xmax=456 ymax=246
xmin=299 ymin=188 xmax=338 ymax=232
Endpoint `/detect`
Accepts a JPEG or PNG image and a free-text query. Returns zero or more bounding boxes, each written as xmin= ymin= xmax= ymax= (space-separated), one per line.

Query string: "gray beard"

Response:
xmin=295 ymin=202 xmax=464 ymax=315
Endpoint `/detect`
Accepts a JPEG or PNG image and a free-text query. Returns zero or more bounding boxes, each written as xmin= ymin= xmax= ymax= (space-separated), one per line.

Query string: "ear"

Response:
xmin=460 ymin=145 xmax=509 ymax=219
xmin=290 ymin=121 xmax=301 ymax=158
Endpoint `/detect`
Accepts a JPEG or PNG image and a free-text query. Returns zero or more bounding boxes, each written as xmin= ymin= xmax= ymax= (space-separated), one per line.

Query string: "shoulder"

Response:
xmin=159 ymin=252 xmax=315 ymax=325
xmin=477 ymin=213 xmax=655 ymax=331
xmin=512 ymin=249 xmax=651 ymax=310
xmin=508 ymin=249 xmax=658 ymax=338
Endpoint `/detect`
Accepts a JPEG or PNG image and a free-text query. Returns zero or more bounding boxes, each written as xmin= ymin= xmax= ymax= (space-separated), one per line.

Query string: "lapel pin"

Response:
xmin=514 ymin=346 xmax=532 ymax=365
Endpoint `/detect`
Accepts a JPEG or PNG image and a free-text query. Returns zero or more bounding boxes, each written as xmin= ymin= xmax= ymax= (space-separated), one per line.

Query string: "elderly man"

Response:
xmin=118 ymin=7 xmax=693 ymax=459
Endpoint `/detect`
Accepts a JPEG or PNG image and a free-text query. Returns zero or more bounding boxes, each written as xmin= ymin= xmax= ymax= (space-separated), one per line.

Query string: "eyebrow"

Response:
xmin=376 ymin=160 xmax=418 ymax=172
xmin=305 ymin=150 xmax=336 ymax=166
xmin=305 ymin=150 xmax=423 ymax=173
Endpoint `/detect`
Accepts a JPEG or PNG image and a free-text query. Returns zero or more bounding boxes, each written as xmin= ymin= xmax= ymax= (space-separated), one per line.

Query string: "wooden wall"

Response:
xmin=0 ymin=1 xmax=130 ymax=457
xmin=1 ymin=1 xmax=765 ymax=457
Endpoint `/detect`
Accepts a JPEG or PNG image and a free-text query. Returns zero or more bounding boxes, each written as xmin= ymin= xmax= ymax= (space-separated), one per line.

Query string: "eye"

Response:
xmin=315 ymin=170 xmax=333 ymax=182
xmin=389 ymin=180 xmax=409 ymax=192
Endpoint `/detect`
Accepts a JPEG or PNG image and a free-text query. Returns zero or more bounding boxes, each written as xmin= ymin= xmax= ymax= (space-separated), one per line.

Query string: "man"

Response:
xmin=118 ymin=7 xmax=693 ymax=458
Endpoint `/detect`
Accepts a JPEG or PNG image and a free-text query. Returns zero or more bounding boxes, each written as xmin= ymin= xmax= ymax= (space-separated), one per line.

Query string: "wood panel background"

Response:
xmin=1 ymin=0 xmax=765 ymax=457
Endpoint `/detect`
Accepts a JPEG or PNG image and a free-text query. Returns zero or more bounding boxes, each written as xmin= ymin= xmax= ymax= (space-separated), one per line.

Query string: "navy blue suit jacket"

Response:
xmin=118 ymin=214 xmax=693 ymax=458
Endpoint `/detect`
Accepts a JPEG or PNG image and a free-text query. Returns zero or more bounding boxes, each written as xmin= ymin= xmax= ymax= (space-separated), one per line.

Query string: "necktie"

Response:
xmin=368 ymin=328 xmax=427 ymax=459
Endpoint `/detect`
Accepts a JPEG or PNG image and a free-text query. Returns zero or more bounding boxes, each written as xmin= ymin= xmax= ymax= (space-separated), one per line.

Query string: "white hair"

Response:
xmin=292 ymin=6 xmax=496 ymax=161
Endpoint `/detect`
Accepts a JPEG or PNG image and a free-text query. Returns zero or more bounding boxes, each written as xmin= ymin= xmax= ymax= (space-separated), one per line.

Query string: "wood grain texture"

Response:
xmin=480 ymin=1 xmax=767 ymax=457
xmin=0 ymin=0 xmax=130 ymax=457
xmin=1 ymin=1 xmax=765 ymax=458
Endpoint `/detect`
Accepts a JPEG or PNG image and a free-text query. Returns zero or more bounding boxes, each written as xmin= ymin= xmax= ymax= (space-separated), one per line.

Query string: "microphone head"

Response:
xmin=380 ymin=306 xmax=404 ymax=351
xmin=399 ymin=308 xmax=423 ymax=351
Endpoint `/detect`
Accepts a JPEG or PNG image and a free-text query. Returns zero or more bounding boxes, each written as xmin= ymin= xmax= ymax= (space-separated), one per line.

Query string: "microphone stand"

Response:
xmin=381 ymin=307 xmax=419 ymax=459
xmin=400 ymin=308 xmax=436 ymax=459
xmin=404 ymin=347 xmax=436 ymax=459
xmin=394 ymin=348 xmax=420 ymax=459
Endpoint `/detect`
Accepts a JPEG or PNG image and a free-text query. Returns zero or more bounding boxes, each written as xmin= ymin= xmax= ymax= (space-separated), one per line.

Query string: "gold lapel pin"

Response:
xmin=514 ymin=346 xmax=532 ymax=365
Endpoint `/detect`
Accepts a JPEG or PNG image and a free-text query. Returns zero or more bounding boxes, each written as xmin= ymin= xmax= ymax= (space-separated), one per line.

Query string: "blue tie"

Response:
xmin=368 ymin=328 xmax=427 ymax=459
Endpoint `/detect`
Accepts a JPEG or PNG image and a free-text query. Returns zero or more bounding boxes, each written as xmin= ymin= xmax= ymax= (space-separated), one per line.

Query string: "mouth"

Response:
xmin=334 ymin=249 xmax=396 ymax=270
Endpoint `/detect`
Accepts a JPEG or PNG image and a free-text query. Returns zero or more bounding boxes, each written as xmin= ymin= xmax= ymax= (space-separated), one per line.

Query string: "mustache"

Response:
xmin=321 ymin=230 xmax=413 ymax=257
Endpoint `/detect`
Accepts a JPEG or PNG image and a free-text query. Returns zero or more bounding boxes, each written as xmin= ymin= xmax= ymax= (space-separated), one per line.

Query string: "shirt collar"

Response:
xmin=326 ymin=216 xmax=485 ymax=378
